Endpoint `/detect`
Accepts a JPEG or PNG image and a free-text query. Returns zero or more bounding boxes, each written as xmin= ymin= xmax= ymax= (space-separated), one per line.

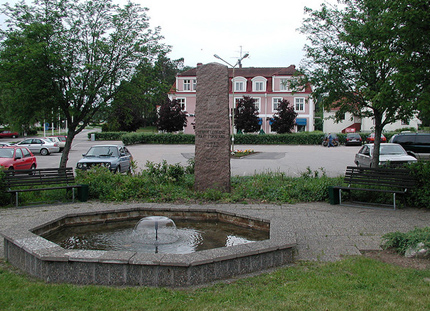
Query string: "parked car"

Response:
xmin=345 ymin=133 xmax=363 ymax=146
xmin=0 ymin=131 xmax=19 ymax=138
xmin=389 ymin=132 xmax=430 ymax=160
xmin=0 ymin=142 xmax=11 ymax=147
xmin=15 ymin=138 xmax=60 ymax=155
xmin=43 ymin=137 xmax=63 ymax=152
xmin=354 ymin=143 xmax=417 ymax=167
xmin=366 ymin=133 xmax=387 ymax=143
xmin=0 ymin=146 xmax=37 ymax=170
xmin=76 ymin=145 xmax=133 ymax=173
xmin=322 ymin=133 xmax=339 ymax=147
xmin=52 ymin=135 xmax=67 ymax=151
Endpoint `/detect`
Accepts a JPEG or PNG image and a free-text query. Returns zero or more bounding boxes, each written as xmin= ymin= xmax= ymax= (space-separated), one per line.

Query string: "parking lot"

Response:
xmin=10 ymin=129 xmax=362 ymax=177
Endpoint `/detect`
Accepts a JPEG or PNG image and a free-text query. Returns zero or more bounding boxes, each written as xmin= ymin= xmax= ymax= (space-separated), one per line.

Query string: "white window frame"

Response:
xmin=192 ymin=79 xmax=196 ymax=91
xmin=233 ymin=77 xmax=247 ymax=92
xmin=294 ymin=97 xmax=305 ymax=112
xmin=176 ymin=98 xmax=186 ymax=111
xmin=183 ymin=79 xmax=191 ymax=91
xmin=252 ymin=76 xmax=267 ymax=92
xmin=252 ymin=97 xmax=261 ymax=111
xmin=273 ymin=98 xmax=283 ymax=111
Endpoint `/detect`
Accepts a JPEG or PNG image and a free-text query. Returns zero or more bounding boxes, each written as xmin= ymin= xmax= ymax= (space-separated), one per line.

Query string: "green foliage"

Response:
xmin=234 ymin=96 xmax=261 ymax=133
xmin=270 ymin=99 xmax=298 ymax=134
xmin=234 ymin=132 xmax=324 ymax=145
xmin=88 ymin=131 xmax=128 ymax=141
xmin=70 ymin=163 xmax=344 ymax=204
xmin=122 ymin=132 xmax=195 ymax=145
xmin=0 ymin=169 xmax=10 ymax=206
xmin=382 ymin=227 xmax=430 ymax=255
xmin=407 ymin=162 xmax=430 ymax=208
xmin=156 ymin=98 xmax=187 ymax=132
xmin=299 ymin=0 xmax=421 ymax=167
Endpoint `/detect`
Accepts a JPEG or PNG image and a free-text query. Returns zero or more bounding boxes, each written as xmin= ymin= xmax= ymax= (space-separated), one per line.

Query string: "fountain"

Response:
xmin=1 ymin=206 xmax=296 ymax=287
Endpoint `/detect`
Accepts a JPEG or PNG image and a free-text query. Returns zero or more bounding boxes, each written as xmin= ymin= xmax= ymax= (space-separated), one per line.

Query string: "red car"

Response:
xmin=0 ymin=146 xmax=37 ymax=170
xmin=366 ymin=133 xmax=387 ymax=144
xmin=0 ymin=131 xmax=19 ymax=138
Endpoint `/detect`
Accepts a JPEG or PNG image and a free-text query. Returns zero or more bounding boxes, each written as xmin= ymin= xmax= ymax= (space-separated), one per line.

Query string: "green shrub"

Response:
xmin=122 ymin=133 xmax=195 ymax=145
xmin=88 ymin=131 xmax=127 ymax=141
xmin=382 ymin=227 xmax=430 ymax=255
xmin=407 ymin=162 xmax=430 ymax=208
xmin=0 ymin=169 xmax=11 ymax=206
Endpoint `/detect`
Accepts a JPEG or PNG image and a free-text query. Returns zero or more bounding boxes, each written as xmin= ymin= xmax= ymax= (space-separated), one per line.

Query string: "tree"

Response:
xmin=156 ymin=98 xmax=187 ymax=132
xmin=106 ymin=54 xmax=184 ymax=131
xmin=234 ymin=96 xmax=261 ymax=133
xmin=0 ymin=0 xmax=167 ymax=167
xmin=299 ymin=0 xmax=420 ymax=167
xmin=271 ymin=99 xmax=298 ymax=134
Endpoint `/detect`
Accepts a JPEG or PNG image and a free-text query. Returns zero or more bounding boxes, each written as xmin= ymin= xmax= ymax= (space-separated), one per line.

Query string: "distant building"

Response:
xmin=323 ymin=108 xmax=421 ymax=133
xmin=169 ymin=64 xmax=314 ymax=134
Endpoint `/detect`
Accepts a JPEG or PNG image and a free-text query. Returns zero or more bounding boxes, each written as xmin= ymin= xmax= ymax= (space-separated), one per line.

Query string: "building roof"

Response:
xmin=178 ymin=65 xmax=298 ymax=78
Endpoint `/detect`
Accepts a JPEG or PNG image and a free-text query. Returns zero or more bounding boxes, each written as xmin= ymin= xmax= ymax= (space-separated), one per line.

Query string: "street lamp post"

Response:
xmin=214 ymin=53 xmax=249 ymax=153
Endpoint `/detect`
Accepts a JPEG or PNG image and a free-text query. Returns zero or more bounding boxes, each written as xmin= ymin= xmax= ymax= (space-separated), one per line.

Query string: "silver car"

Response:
xmin=15 ymin=138 xmax=60 ymax=155
xmin=355 ymin=143 xmax=417 ymax=167
xmin=76 ymin=145 xmax=133 ymax=173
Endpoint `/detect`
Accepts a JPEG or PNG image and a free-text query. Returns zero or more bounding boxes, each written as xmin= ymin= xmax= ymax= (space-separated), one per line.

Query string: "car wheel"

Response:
xmin=29 ymin=164 xmax=36 ymax=175
xmin=114 ymin=166 xmax=120 ymax=174
xmin=40 ymin=148 xmax=49 ymax=156
xmin=8 ymin=166 xmax=14 ymax=170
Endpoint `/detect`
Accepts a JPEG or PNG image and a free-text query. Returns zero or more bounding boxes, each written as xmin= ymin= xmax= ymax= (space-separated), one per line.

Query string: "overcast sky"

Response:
xmin=142 ymin=0 xmax=332 ymax=68
xmin=1 ymin=0 xmax=336 ymax=68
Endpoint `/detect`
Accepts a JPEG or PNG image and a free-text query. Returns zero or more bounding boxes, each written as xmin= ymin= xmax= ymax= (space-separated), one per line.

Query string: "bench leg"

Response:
xmin=339 ymin=189 xmax=342 ymax=205
xmin=72 ymin=188 xmax=75 ymax=203
xmin=393 ymin=193 xmax=396 ymax=210
xmin=15 ymin=192 xmax=19 ymax=207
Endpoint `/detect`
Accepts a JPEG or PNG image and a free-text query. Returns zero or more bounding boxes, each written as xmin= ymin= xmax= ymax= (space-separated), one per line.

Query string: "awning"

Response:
xmin=295 ymin=118 xmax=307 ymax=126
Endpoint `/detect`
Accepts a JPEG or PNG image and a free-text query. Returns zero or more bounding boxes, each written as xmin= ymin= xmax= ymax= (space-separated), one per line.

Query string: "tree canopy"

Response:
xmin=156 ymin=98 xmax=187 ymax=133
xmin=299 ymin=0 xmax=427 ymax=166
xmin=270 ymin=99 xmax=298 ymax=134
xmin=0 ymin=0 xmax=167 ymax=167
xmin=234 ymin=96 xmax=261 ymax=133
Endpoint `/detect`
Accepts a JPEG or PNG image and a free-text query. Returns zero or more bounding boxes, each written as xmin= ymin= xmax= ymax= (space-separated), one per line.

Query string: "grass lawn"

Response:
xmin=1 ymin=256 xmax=429 ymax=310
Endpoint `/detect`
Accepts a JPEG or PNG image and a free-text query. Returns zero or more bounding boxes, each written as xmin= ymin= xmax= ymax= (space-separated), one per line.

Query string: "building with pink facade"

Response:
xmin=169 ymin=64 xmax=314 ymax=134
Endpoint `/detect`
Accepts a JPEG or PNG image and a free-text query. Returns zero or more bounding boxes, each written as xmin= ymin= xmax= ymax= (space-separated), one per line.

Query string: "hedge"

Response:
xmin=87 ymin=131 xmax=400 ymax=146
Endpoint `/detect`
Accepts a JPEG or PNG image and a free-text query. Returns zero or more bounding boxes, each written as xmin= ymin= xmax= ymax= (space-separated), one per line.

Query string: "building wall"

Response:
xmin=170 ymin=68 xmax=314 ymax=134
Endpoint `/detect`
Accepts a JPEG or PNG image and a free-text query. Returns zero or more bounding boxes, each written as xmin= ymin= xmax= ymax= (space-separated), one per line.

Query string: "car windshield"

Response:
xmin=379 ymin=145 xmax=406 ymax=155
xmin=0 ymin=149 xmax=14 ymax=158
xmin=86 ymin=146 xmax=119 ymax=157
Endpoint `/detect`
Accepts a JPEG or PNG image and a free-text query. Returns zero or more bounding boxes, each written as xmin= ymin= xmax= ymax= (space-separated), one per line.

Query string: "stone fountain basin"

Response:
xmin=1 ymin=205 xmax=296 ymax=287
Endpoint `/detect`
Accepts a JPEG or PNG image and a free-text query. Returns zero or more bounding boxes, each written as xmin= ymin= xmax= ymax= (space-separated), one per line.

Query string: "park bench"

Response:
xmin=3 ymin=167 xmax=83 ymax=207
xmin=333 ymin=166 xmax=416 ymax=210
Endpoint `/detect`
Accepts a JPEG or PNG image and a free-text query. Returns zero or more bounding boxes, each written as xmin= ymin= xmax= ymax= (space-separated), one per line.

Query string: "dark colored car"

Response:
xmin=322 ymin=133 xmax=339 ymax=147
xmin=345 ymin=133 xmax=362 ymax=146
xmin=366 ymin=133 xmax=386 ymax=144
xmin=0 ymin=131 xmax=19 ymax=138
xmin=76 ymin=145 xmax=133 ymax=173
xmin=389 ymin=132 xmax=430 ymax=160
xmin=0 ymin=146 xmax=37 ymax=170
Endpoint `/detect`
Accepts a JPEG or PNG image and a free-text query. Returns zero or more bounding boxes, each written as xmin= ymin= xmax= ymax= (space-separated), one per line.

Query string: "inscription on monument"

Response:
xmin=194 ymin=63 xmax=231 ymax=192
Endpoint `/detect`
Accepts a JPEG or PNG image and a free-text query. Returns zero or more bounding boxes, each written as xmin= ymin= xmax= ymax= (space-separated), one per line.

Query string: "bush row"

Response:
xmin=88 ymin=131 xmax=407 ymax=146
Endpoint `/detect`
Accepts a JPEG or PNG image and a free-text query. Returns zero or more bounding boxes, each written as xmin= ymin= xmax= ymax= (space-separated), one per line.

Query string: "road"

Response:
xmin=24 ymin=129 xmax=362 ymax=177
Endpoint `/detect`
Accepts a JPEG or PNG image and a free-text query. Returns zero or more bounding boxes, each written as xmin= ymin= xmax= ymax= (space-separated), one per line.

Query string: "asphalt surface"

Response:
xmin=15 ymin=129 xmax=361 ymax=177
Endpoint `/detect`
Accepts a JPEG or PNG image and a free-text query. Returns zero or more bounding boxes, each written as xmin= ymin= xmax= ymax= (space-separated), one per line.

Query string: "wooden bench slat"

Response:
xmin=3 ymin=167 xmax=81 ymax=207
xmin=334 ymin=166 xmax=416 ymax=209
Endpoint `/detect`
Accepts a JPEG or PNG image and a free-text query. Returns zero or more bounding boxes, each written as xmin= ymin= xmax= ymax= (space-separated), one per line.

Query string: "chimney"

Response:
xmin=197 ymin=63 xmax=203 ymax=67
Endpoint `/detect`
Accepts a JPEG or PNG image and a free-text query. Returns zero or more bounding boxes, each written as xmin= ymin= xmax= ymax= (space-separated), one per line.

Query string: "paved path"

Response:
xmin=1 ymin=202 xmax=429 ymax=262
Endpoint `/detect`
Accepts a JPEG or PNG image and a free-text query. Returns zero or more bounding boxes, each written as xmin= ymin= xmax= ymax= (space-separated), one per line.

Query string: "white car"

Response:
xmin=355 ymin=143 xmax=417 ymax=167
xmin=43 ymin=137 xmax=63 ymax=152
xmin=15 ymin=138 xmax=60 ymax=155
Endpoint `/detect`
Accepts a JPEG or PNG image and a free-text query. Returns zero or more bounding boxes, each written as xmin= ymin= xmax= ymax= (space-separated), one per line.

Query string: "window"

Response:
xmin=21 ymin=148 xmax=31 ymax=157
xmin=192 ymin=79 xmax=196 ymax=91
xmin=294 ymin=98 xmax=305 ymax=112
xmin=176 ymin=98 xmax=186 ymax=111
xmin=273 ymin=98 xmax=282 ymax=111
xmin=280 ymin=78 xmax=289 ymax=91
xmin=183 ymin=79 xmax=191 ymax=91
xmin=252 ymin=76 xmax=267 ymax=92
xmin=235 ymin=81 xmax=244 ymax=91
xmin=233 ymin=77 xmax=247 ymax=92
xmin=253 ymin=98 xmax=261 ymax=111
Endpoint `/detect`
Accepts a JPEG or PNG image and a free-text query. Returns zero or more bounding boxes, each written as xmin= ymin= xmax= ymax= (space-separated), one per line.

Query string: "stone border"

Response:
xmin=1 ymin=206 xmax=295 ymax=287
